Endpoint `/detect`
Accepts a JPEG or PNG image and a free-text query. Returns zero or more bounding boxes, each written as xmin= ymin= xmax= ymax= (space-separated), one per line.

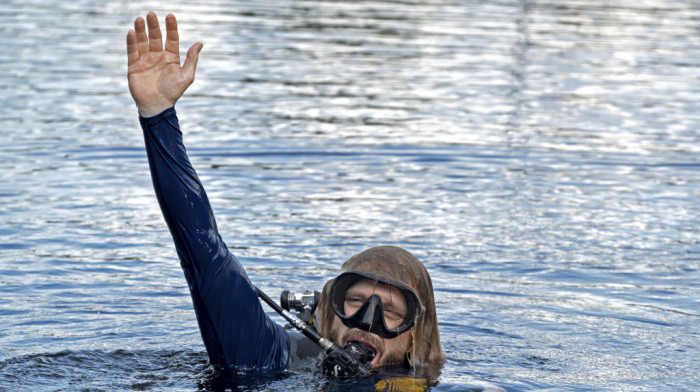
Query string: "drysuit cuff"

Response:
xmin=138 ymin=106 xmax=176 ymax=126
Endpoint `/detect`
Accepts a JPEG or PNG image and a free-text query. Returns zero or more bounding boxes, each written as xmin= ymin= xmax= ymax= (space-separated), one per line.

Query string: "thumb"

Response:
xmin=183 ymin=42 xmax=203 ymax=82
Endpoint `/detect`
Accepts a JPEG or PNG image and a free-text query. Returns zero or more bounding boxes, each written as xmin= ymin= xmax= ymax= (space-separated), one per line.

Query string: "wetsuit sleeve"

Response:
xmin=139 ymin=107 xmax=289 ymax=371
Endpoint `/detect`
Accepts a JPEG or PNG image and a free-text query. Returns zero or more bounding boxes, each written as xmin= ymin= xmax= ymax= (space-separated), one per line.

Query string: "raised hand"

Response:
xmin=126 ymin=12 xmax=203 ymax=117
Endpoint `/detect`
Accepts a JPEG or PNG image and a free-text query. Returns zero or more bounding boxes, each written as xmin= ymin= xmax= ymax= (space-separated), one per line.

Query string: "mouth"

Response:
xmin=345 ymin=336 xmax=379 ymax=367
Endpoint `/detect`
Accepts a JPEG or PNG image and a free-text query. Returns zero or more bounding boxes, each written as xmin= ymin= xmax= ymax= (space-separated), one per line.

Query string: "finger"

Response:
xmin=147 ymin=12 xmax=163 ymax=52
xmin=182 ymin=42 xmax=203 ymax=83
xmin=164 ymin=14 xmax=179 ymax=57
xmin=126 ymin=29 xmax=139 ymax=66
xmin=134 ymin=16 xmax=149 ymax=55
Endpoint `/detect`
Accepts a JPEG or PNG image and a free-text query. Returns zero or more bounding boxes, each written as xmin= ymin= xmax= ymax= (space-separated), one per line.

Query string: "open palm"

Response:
xmin=127 ymin=12 xmax=202 ymax=117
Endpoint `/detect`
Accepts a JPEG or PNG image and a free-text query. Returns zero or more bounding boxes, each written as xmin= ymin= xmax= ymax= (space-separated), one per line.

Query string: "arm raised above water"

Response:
xmin=129 ymin=13 xmax=289 ymax=371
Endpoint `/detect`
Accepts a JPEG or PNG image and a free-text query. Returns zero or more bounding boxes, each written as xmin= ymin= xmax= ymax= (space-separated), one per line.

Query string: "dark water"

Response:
xmin=1 ymin=0 xmax=699 ymax=390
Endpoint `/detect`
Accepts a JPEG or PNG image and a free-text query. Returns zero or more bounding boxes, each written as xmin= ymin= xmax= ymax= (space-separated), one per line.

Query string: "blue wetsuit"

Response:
xmin=140 ymin=107 xmax=317 ymax=371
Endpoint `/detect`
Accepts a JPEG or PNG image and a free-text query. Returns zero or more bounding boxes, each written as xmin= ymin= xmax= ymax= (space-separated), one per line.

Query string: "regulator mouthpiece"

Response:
xmin=343 ymin=341 xmax=376 ymax=369
xmin=321 ymin=341 xmax=375 ymax=379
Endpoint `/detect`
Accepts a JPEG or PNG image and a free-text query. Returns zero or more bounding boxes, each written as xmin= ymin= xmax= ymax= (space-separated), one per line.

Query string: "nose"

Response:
xmin=359 ymin=295 xmax=383 ymax=329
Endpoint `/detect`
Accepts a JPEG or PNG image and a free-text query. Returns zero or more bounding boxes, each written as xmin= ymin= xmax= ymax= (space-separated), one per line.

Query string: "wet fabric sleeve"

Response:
xmin=139 ymin=107 xmax=290 ymax=371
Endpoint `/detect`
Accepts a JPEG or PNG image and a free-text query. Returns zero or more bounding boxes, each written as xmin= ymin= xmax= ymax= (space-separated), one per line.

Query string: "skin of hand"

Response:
xmin=126 ymin=12 xmax=203 ymax=117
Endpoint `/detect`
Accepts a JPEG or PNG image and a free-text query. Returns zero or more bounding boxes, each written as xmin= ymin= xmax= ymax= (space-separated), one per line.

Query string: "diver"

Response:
xmin=126 ymin=12 xmax=446 ymax=377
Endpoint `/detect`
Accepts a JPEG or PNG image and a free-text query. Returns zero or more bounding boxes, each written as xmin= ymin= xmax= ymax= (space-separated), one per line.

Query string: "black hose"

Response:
xmin=254 ymin=285 xmax=372 ymax=378
xmin=254 ymin=286 xmax=334 ymax=351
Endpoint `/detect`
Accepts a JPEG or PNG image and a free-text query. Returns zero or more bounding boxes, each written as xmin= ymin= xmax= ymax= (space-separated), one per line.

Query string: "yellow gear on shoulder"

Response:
xmin=375 ymin=377 xmax=427 ymax=392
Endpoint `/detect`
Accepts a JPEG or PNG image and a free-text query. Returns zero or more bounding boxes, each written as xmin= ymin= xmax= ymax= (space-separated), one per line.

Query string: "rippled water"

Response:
xmin=1 ymin=0 xmax=699 ymax=391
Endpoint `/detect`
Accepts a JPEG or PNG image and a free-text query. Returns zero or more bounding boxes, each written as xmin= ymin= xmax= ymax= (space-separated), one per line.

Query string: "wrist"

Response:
xmin=139 ymin=107 xmax=176 ymax=127
xmin=137 ymin=101 xmax=174 ymax=118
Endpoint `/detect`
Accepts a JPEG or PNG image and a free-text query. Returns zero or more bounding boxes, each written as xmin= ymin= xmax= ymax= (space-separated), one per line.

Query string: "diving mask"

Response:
xmin=329 ymin=270 xmax=424 ymax=339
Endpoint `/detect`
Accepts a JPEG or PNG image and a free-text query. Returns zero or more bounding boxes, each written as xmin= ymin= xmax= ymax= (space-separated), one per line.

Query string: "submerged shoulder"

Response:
xmin=286 ymin=330 xmax=323 ymax=371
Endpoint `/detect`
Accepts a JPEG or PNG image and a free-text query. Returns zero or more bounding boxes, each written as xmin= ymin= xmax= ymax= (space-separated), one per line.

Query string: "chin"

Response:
xmin=371 ymin=353 xmax=409 ymax=369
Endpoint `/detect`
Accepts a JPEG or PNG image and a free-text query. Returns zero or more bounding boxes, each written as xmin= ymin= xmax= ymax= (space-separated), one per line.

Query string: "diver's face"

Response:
xmin=329 ymin=279 xmax=413 ymax=368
